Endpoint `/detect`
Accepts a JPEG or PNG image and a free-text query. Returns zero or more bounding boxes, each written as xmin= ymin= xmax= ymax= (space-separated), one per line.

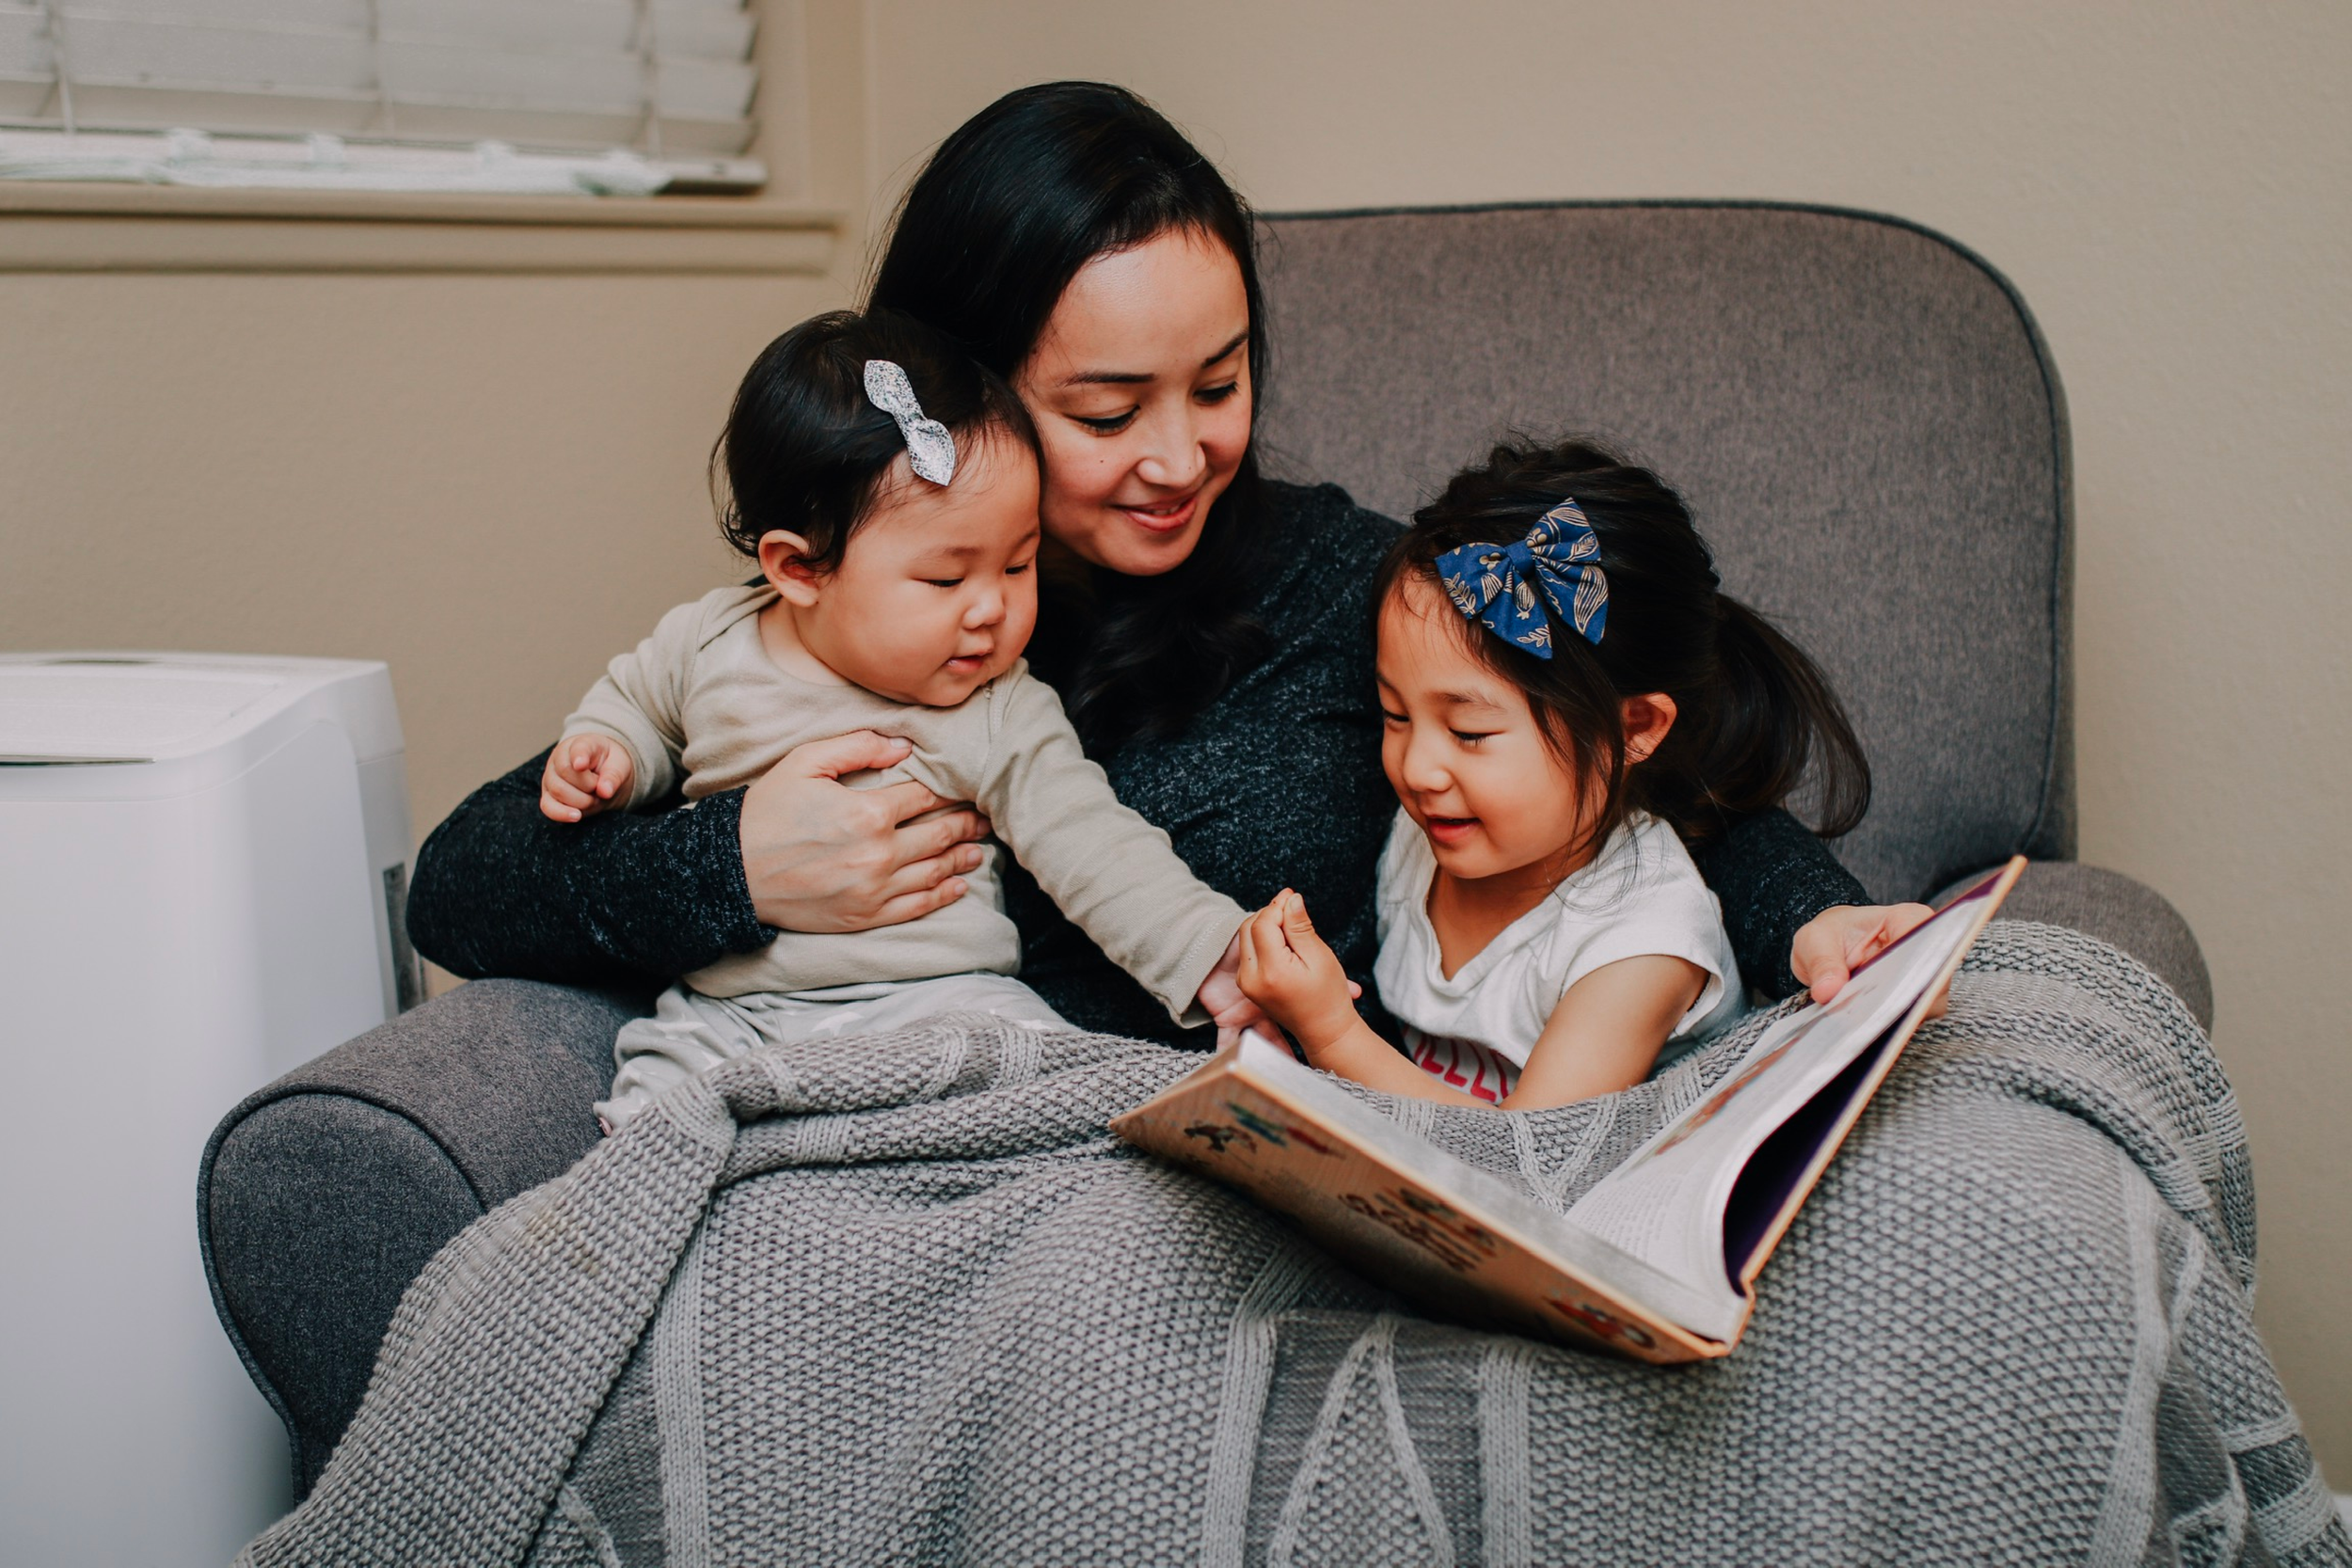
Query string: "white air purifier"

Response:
xmin=0 ymin=652 xmax=418 ymax=1566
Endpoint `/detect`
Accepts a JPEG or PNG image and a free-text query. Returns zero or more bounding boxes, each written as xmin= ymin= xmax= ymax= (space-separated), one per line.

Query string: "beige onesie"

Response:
xmin=565 ymin=585 xmax=1247 ymax=1124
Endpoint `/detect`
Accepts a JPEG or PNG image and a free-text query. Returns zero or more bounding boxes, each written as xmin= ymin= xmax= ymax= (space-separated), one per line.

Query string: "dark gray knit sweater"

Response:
xmin=408 ymin=482 xmax=1865 ymax=1039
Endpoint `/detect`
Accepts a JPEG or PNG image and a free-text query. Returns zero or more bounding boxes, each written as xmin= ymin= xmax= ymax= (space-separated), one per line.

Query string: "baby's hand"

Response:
xmin=1198 ymin=930 xmax=1276 ymax=1049
xmin=540 ymin=734 xmax=633 ymax=823
xmin=1237 ymin=890 xmax=1362 ymax=1053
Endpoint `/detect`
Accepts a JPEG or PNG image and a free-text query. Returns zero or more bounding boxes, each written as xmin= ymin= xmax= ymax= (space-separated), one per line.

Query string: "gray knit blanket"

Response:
xmin=240 ymin=924 xmax=2349 ymax=1567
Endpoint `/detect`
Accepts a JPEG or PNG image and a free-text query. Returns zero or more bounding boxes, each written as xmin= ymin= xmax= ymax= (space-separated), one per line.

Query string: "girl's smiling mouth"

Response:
xmin=1423 ymin=816 xmax=1480 ymax=846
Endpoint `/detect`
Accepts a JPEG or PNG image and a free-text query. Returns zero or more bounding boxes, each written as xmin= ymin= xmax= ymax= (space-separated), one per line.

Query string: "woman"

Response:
xmin=408 ymin=82 xmax=1923 ymax=1042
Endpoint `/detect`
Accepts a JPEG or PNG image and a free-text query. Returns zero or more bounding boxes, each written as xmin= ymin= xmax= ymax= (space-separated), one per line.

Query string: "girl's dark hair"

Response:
xmin=866 ymin=80 xmax=1271 ymax=751
xmin=715 ymin=308 xmax=1037 ymax=570
xmin=1379 ymin=436 xmax=1871 ymax=850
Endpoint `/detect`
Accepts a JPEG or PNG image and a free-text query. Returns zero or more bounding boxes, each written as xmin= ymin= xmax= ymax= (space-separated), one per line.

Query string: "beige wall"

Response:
xmin=1 ymin=271 xmax=839 ymax=825
xmin=2 ymin=2 xmax=872 ymax=898
xmin=859 ymin=0 xmax=2352 ymax=1469
xmin=2 ymin=0 xmax=2344 ymax=1477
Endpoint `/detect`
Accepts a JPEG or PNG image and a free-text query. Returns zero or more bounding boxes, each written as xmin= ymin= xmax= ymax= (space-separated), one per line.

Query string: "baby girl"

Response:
xmin=544 ymin=309 xmax=1260 ymax=1128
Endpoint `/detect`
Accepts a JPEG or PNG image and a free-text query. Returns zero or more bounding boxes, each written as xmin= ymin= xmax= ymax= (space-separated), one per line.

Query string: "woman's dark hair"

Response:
xmin=1378 ymin=436 xmax=1871 ymax=850
xmin=714 ymin=308 xmax=1036 ymax=571
xmin=866 ymin=80 xmax=1271 ymax=751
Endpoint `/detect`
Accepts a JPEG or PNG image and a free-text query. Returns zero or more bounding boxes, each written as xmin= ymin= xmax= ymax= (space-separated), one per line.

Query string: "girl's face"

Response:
xmin=1014 ymin=226 xmax=1252 ymax=578
xmin=1376 ymin=575 xmax=1598 ymax=885
xmin=763 ymin=430 xmax=1042 ymax=707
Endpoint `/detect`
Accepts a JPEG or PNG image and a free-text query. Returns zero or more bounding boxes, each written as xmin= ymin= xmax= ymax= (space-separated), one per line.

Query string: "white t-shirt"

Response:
xmin=1373 ymin=809 xmax=1743 ymax=1103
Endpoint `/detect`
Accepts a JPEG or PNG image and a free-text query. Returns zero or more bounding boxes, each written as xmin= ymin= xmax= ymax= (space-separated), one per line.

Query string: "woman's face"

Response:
xmin=1014 ymin=226 xmax=1252 ymax=577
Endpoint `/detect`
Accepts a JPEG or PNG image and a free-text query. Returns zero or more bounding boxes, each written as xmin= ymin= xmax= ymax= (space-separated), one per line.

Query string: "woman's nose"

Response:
xmin=1134 ymin=407 xmax=1209 ymax=491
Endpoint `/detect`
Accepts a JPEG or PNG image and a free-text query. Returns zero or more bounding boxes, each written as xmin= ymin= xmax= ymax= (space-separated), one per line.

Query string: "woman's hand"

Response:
xmin=1791 ymin=902 xmax=1944 ymax=1009
xmin=736 ymin=730 xmax=991 ymax=933
xmin=1237 ymin=890 xmax=1363 ymax=1053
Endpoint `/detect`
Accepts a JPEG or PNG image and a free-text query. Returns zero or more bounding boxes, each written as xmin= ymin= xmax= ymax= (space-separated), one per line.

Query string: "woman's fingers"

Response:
xmin=864 ymin=878 xmax=969 ymax=929
xmin=783 ymin=728 xmax=916 ymax=781
xmin=872 ymin=809 xmax=988 ymax=905
xmin=879 ymin=840 xmax=985 ymax=901
xmin=736 ymin=730 xmax=993 ymax=932
xmin=893 ymin=800 xmax=989 ymax=863
xmin=859 ymin=776 xmax=963 ymax=833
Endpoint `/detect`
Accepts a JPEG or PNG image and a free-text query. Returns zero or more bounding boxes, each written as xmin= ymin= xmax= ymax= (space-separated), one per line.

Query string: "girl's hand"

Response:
xmin=1197 ymin=930 xmax=1275 ymax=1048
xmin=1791 ymin=901 xmax=1947 ymax=1014
xmin=737 ymin=731 xmax=991 ymax=933
xmin=1236 ymin=890 xmax=1362 ymax=1054
xmin=541 ymin=735 xmax=634 ymax=822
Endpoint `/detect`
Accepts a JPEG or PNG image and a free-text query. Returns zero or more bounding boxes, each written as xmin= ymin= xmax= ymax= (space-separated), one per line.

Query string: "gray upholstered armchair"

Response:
xmin=200 ymin=200 xmax=2211 ymax=1496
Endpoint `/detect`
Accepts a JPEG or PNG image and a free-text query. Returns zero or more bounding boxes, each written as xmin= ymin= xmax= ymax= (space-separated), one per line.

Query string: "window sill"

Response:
xmin=0 ymin=182 xmax=843 ymax=274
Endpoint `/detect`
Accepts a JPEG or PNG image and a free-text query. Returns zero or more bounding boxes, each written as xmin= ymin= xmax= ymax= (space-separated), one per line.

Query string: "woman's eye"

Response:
xmin=1073 ymin=410 xmax=1136 ymax=435
xmin=1197 ymin=381 xmax=1241 ymax=405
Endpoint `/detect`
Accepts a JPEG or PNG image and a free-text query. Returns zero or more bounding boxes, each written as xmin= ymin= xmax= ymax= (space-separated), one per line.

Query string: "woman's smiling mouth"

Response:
xmin=1118 ymin=489 xmax=1200 ymax=534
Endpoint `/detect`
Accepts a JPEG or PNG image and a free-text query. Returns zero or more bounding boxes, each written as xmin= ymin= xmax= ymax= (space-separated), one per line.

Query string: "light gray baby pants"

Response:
xmin=596 ymin=974 xmax=1073 ymax=1131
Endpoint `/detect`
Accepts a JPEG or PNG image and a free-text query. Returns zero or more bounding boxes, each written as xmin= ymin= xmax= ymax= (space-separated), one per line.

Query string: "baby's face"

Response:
xmin=797 ymin=431 xmax=1042 ymax=706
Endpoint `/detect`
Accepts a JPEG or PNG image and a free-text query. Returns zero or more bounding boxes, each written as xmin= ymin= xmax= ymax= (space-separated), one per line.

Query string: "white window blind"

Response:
xmin=0 ymin=0 xmax=766 ymax=195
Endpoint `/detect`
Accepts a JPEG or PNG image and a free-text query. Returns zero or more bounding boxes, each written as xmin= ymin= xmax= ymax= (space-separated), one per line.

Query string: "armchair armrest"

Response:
xmin=1933 ymin=861 xmax=2214 ymax=1031
xmin=198 ymin=978 xmax=653 ymax=1493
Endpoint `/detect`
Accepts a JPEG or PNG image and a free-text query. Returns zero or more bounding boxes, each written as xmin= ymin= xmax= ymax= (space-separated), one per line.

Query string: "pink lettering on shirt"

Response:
xmin=1406 ymin=1031 xmax=1519 ymax=1104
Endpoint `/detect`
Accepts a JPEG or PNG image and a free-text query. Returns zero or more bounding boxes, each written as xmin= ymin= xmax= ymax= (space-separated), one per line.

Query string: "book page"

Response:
xmin=1561 ymin=896 xmax=1984 ymax=1299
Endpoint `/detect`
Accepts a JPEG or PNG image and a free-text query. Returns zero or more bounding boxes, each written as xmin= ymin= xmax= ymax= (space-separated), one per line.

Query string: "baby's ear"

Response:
xmin=757 ymin=530 xmax=823 ymax=605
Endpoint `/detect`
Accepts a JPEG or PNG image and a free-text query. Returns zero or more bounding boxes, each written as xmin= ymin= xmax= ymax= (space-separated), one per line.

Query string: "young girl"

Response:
xmin=1239 ymin=437 xmax=1869 ymax=1111
xmin=545 ymin=309 xmax=1262 ymax=1129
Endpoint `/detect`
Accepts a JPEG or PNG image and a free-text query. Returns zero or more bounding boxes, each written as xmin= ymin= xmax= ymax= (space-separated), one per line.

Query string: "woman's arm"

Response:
xmin=406 ymin=749 xmax=767 ymax=987
xmin=407 ymin=731 xmax=989 ymax=987
xmin=1689 ymin=808 xmax=1869 ymax=999
xmin=1692 ymin=809 xmax=1940 ymax=1005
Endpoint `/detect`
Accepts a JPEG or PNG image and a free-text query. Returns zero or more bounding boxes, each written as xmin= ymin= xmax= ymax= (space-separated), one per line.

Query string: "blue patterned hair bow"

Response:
xmin=1433 ymin=499 xmax=1609 ymax=657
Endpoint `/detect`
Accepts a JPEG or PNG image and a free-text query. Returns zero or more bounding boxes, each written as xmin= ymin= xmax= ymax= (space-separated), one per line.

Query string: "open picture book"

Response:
xmin=1112 ymin=857 xmax=2026 ymax=1362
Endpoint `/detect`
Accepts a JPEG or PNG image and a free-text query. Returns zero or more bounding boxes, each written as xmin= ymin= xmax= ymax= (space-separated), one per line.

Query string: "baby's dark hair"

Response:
xmin=1377 ymin=436 xmax=1870 ymax=852
xmin=714 ymin=308 xmax=1039 ymax=570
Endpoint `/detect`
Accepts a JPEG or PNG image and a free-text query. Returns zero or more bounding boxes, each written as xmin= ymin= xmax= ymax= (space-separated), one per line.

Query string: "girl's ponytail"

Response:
xmin=1685 ymin=596 xmax=1870 ymax=839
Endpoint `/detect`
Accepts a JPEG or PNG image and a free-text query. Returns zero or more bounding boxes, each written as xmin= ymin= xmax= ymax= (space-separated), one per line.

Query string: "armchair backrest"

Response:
xmin=1254 ymin=201 xmax=2073 ymax=902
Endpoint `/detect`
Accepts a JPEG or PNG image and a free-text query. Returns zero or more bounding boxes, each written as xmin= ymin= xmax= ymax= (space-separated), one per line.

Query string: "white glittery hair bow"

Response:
xmin=862 ymin=359 xmax=957 ymax=485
